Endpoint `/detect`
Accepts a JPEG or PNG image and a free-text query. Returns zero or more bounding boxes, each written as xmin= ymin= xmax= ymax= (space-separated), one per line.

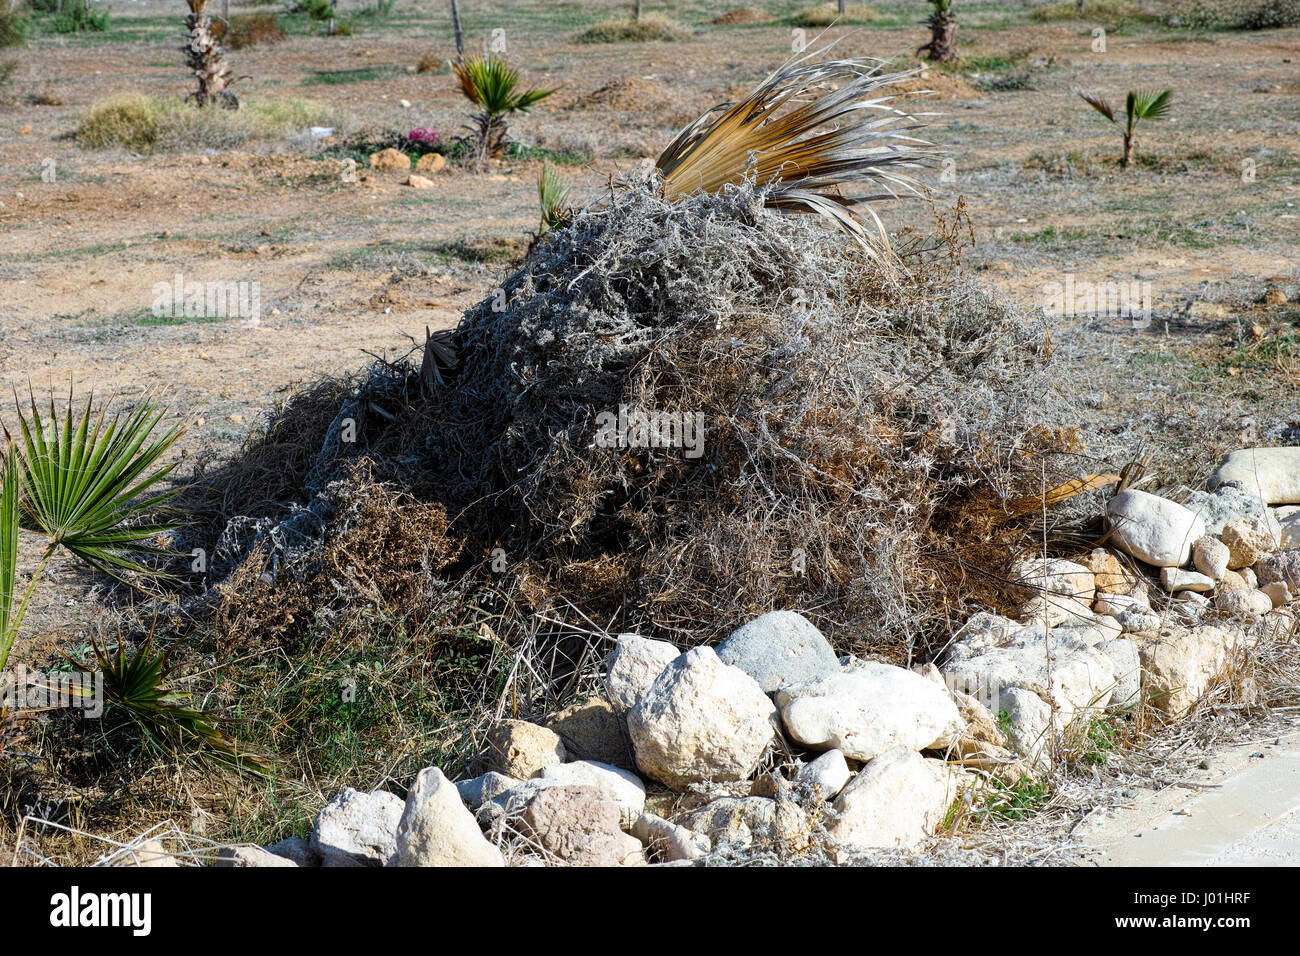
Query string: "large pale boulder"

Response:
xmin=391 ymin=768 xmax=504 ymax=867
xmin=776 ymin=664 xmax=961 ymax=762
xmin=1106 ymin=490 xmax=1206 ymax=567
xmin=941 ymin=627 xmax=1117 ymax=766
xmin=715 ymin=610 xmax=840 ymax=693
xmin=1135 ymin=625 xmax=1241 ymax=716
xmin=311 ymin=788 xmax=404 ymax=867
xmin=828 ymin=748 xmax=956 ymax=851
xmin=627 ymin=647 xmax=776 ymax=789
xmin=605 ymin=633 xmax=680 ymax=712
xmin=1208 ymin=447 xmax=1300 ymax=505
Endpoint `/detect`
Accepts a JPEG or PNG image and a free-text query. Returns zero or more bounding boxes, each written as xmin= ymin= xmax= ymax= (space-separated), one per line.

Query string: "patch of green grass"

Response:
xmin=981 ymin=776 xmax=1050 ymax=822
xmin=1079 ymin=716 xmax=1118 ymax=766
xmin=302 ymin=64 xmax=405 ymax=86
xmin=505 ymin=142 xmax=590 ymax=165
xmin=1007 ymin=225 xmax=1092 ymax=245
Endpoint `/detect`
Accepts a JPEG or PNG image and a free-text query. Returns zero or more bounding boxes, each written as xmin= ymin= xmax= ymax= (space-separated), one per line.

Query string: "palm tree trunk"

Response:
xmin=923 ymin=12 xmax=957 ymax=62
xmin=1122 ymin=131 xmax=1134 ymax=168
xmin=184 ymin=0 xmax=233 ymax=108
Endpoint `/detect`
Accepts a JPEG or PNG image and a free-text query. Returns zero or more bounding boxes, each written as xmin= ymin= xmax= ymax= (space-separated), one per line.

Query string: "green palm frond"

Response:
xmin=453 ymin=54 xmax=554 ymax=117
xmin=79 ymin=629 xmax=269 ymax=773
xmin=655 ymin=48 xmax=935 ymax=264
xmin=0 ymin=435 xmax=28 ymax=673
xmin=1077 ymin=90 xmax=1115 ymax=123
xmin=1126 ymin=88 xmax=1173 ymax=124
xmin=537 ymin=163 xmax=571 ymax=233
xmin=10 ymin=388 xmax=185 ymax=583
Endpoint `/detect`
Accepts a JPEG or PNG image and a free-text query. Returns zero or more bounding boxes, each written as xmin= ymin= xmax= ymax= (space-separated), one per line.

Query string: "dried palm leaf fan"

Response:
xmin=655 ymin=46 xmax=936 ymax=265
xmin=422 ymin=48 xmax=935 ymax=383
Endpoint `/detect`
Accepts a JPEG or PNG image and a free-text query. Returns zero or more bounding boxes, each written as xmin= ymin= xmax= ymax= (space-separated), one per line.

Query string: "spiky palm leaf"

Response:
xmin=79 ymin=629 xmax=269 ymax=772
xmin=655 ymin=49 xmax=935 ymax=263
xmin=9 ymin=388 xmax=184 ymax=583
xmin=537 ymin=162 xmax=571 ymax=233
xmin=453 ymin=54 xmax=553 ymax=117
xmin=1078 ymin=90 xmax=1115 ymax=123
xmin=1125 ymin=88 xmax=1173 ymax=126
xmin=0 ymin=436 xmax=27 ymax=673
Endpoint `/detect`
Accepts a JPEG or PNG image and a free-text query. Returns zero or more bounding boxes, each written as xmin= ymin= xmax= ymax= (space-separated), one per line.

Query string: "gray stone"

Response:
xmin=605 ymin=633 xmax=680 ymax=712
xmin=311 ymin=788 xmax=404 ymax=867
xmin=715 ymin=610 xmax=840 ymax=693
xmin=454 ymin=771 xmax=520 ymax=809
xmin=1185 ymin=484 xmax=1281 ymax=537
xmin=519 ymin=785 xmax=644 ymax=866
xmin=214 ymin=846 xmax=298 ymax=867
xmin=266 ymin=836 xmax=319 ymax=866
xmin=794 ymin=749 xmax=852 ymax=799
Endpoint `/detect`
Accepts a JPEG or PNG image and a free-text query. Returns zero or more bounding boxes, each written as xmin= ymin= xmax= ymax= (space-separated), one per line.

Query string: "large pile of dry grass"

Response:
xmin=189 ymin=182 xmax=1107 ymax=665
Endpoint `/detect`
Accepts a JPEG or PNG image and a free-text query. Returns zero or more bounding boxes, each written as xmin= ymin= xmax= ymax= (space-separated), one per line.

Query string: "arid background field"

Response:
xmin=0 ymin=0 xmax=1297 ymax=862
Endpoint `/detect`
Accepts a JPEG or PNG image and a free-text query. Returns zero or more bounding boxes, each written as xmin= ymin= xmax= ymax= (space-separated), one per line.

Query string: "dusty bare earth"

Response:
xmin=0 ymin=0 xmax=1297 ymax=859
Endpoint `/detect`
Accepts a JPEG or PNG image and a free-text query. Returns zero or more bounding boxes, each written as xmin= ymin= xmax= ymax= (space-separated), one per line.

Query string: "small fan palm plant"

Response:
xmin=655 ymin=49 xmax=934 ymax=266
xmin=537 ymin=163 xmax=570 ymax=234
xmin=76 ymin=628 xmax=269 ymax=771
xmin=1 ymin=390 xmax=185 ymax=675
xmin=452 ymin=54 xmax=555 ymax=168
xmin=1078 ymin=88 xmax=1173 ymax=168
xmin=183 ymin=0 xmax=237 ymax=108
xmin=919 ymin=0 xmax=957 ymax=62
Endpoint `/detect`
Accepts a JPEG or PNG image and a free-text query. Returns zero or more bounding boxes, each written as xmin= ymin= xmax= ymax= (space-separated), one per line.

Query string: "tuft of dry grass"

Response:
xmin=575 ymin=13 xmax=688 ymax=43
xmin=214 ymin=12 xmax=287 ymax=50
xmin=793 ymin=3 xmax=878 ymax=26
xmin=75 ymin=92 xmax=333 ymax=152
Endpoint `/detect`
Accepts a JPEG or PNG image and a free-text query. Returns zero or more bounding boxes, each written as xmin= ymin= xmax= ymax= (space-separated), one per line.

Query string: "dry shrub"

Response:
xmin=793 ymin=3 xmax=878 ymax=27
xmin=568 ymin=76 xmax=676 ymax=113
xmin=712 ymin=7 xmax=775 ymax=25
xmin=416 ymin=51 xmax=443 ymax=73
xmin=575 ymin=13 xmax=687 ymax=43
xmin=191 ymin=183 xmax=1105 ymax=666
xmin=215 ymin=12 xmax=287 ymax=50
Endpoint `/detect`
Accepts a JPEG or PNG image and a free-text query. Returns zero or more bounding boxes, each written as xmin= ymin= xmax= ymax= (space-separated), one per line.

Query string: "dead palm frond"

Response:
xmin=655 ymin=48 xmax=936 ymax=264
